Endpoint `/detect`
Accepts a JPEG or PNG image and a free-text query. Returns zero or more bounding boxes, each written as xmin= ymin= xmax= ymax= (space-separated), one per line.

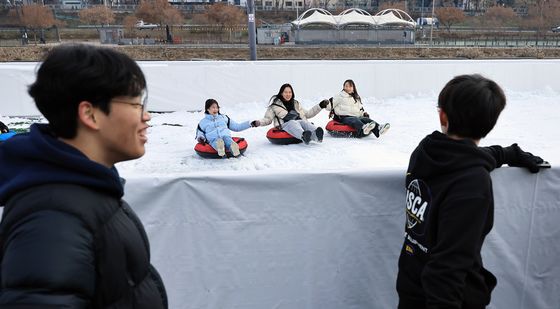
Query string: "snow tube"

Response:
xmin=0 ymin=131 xmax=17 ymax=142
xmin=194 ymin=137 xmax=248 ymax=159
xmin=325 ymin=120 xmax=371 ymax=138
xmin=266 ymin=128 xmax=301 ymax=145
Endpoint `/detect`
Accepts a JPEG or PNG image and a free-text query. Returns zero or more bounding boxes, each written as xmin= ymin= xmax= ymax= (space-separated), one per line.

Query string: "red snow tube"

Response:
xmin=194 ymin=137 xmax=248 ymax=159
xmin=325 ymin=120 xmax=364 ymax=138
xmin=266 ymin=128 xmax=302 ymax=145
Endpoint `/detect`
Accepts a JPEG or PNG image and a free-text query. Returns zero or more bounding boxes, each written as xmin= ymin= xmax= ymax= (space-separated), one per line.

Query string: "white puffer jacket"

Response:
xmin=258 ymin=97 xmax=322 ymax=128
xmin=326 ymin=91 xmax=366 ymax=118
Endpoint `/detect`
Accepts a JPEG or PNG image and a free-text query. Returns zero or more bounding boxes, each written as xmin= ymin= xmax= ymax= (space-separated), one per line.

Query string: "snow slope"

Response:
xmin=114 ymin=88 xmax=559 ymax=176
xmin=2 ymin=84 xmax=557 ymax=177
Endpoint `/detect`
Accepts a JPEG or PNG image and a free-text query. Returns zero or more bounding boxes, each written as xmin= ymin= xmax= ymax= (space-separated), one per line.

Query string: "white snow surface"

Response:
xmin=2 ymin=88 xmax=557 ymax=177
xmin=114 ymin=88 xmax=558 ymax=176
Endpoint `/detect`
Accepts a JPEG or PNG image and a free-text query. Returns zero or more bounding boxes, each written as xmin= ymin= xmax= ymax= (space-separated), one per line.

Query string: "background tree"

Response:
xmin=163 ymin=6 xmax=183 ymax=26
xmin=379 ymin=1 xmax=408 ymax=13
xmin=206 ymin=3 xmax=246 ymax=27
xmin=136 ymin=0 xmax=183 ymax=41
xmin=123 ymin=15 xmax=138 ymax=39
xmin=136 ymin=0 xmax=182 ymax=26
xmin=435 ymin=6 xmax=466 ymax=32
xmin=524 ymin=0 xmax=560 ymax=31
xmin=19 ymin=4 xmax=56 ymax=44
xmin=483 ymin=6 xmax=518 ymax=27
xmin=78 ymin=5 xmax=115 ymax=31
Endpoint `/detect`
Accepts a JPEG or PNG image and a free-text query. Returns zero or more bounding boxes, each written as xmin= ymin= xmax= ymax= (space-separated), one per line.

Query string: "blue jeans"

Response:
xmin=340 ymin=116 xmax=374 ymax=137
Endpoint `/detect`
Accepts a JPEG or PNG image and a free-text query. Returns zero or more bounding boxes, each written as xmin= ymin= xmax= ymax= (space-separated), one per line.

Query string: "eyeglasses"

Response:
xmin=111 ymin=90 xmax=149 ymax=121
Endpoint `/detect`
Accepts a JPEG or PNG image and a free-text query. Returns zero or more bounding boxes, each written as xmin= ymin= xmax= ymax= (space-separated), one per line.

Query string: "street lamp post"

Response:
xmin=429 ymin=0 xmax=435 ymax=46
xmin=421 ymin=0 xmax=425 ymax=39
xmin=247 ymin=0 xmax=257 ymax=60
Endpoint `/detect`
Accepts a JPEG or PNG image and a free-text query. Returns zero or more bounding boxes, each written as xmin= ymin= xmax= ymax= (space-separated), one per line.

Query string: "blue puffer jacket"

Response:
xmin=196 ymin=113 xmax=250 ymax=142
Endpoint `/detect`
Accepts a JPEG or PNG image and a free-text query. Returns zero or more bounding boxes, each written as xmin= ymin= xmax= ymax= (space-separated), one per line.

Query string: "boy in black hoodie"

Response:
xmin=396 ymin=74 xmax=549 ymax=309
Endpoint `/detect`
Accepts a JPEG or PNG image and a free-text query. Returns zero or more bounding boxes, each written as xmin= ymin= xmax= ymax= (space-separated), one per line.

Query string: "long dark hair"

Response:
xmin=204 ymin=98 xmax=220 ymax=114
xmin=343 ymin=79 xmax=360 ymax=102
xmin=276 ymin=83 xmax=295 ymax=110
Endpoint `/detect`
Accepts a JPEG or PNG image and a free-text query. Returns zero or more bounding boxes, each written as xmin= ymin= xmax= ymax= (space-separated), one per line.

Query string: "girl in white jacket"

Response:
xmin=325 ymin=79 xmax=389 ymax=138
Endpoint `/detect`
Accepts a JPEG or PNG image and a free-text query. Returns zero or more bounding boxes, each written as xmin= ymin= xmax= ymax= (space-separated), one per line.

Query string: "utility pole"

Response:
xmin=247 ymin=0 xmax=257 ymax=60
xmin=430 ymin=0 xmax=435 ymax=46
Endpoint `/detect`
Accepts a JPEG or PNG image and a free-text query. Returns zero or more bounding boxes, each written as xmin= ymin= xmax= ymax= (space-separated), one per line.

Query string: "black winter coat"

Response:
xmin=0 ymin=124 xmax=167 ymax=308
xmin=0 ymin=184 xmax=167 ymax=308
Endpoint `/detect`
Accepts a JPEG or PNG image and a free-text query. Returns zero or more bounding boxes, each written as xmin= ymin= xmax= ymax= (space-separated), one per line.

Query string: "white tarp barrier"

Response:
xmin=2 ymin=60 xmax=560 ymax=116
xmin=123 ymin=167 xmax=560 ymax=309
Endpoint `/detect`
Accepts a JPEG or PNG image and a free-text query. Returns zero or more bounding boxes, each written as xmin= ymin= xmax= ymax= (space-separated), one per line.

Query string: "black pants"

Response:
xmin=339 ymin=116 xmax=374 ymax=137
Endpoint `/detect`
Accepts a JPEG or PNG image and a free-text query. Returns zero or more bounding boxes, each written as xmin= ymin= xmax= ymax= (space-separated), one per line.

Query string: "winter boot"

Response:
xmin=302 ymin=131 xmax=312 ymax=145
xmin=362 ymin=122 xmax=377 ymax=136
xmin=216 ymin=138 xmax=226 ymax=157
xmin=230 ymin=141 xmax=240 ymax=157
xmin=373 ymin=123 xmax=390 ymax=138
xmin=315 ymin=127 xmax=324 ymax=143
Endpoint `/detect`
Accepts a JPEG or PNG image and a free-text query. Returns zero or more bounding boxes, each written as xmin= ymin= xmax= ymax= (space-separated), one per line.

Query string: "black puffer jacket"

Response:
xmin=0 ymin=124 xmax=167 ymax=308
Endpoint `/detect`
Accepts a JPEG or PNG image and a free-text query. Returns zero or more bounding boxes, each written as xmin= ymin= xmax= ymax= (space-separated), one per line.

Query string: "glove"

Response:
xmin=0 ymin=121 xmax=8 ymax=133
xmin=251 ymin=120 xmax=260 ymax=127
xmin=319 ymin=99 xmax=329 ymax=109
xmin=505 ymin=143 xmax=547 ymax=173
xmin=363 ymin=112 xmax=370 ymax=118
xmin=197 ymin=137 xmax=206 ymax=144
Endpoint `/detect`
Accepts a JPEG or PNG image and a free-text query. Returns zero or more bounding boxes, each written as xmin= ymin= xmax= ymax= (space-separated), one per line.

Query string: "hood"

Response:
xmin=407 ymin=131 xmax=497 ymax=180
xmin=204 ymin=113 xmax=220 ymax=120
xmin=0 ymin=123 xmax=124 ymax=205
xmin=339 ymin=90 xmax=352 ymax=98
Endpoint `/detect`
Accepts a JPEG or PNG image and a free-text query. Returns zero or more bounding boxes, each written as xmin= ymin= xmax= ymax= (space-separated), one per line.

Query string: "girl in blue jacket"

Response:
xmin=196 ymin=99 xmax=254 ymax=157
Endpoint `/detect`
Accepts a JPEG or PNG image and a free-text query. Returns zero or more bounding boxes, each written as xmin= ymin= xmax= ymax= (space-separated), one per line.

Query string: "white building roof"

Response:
xmin=292 ymin=8 xmax=416 ymax=29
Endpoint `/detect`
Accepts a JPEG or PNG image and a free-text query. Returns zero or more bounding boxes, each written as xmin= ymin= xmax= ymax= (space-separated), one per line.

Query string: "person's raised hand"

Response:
xmin=507 ymin=143 xmax=550 ymax=173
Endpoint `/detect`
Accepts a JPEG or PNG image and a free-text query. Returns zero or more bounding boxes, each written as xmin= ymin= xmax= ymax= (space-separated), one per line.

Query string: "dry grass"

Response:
xmin=2 ymin=45 xmax=560 ymax=62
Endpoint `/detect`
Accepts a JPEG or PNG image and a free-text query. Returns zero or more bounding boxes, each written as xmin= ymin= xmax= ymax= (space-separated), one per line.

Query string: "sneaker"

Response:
xmin=362 ymin=122 xmax=377 ymax=136
xmin=216 ymin=138 xmax=226 ymax=157
xmin=377 ymin=123 xmax=390 ymax=137
xmin=315 ymin=127 xmax=324 ymax=143
xmin=230 ymin=141 xmax=240 ymax=157
xmin=302 ymin=131 xmax=312 ymax=145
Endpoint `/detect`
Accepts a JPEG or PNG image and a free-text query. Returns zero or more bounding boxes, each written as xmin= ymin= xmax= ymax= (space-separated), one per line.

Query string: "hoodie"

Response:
xmin=0 ymin=123 xmax=123 ymax=204
xmin=0 ymin=123 xmax=167 ymax=308
xmin=396 ymin=131 xmax=498 ymax=309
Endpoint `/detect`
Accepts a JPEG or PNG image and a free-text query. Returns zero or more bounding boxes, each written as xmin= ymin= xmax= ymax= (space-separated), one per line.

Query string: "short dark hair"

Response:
xmin=28 ymin=44 xmax=146 ymax=138
xmin=204 ymin=99 xmax=220 ymax=114
xmin=438 ymin=74 xmax=506 ymax=139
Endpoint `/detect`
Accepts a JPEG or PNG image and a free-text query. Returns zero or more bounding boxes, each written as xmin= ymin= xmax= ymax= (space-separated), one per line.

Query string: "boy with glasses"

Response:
xmin=0 ymin=44 xmax=167 ymax=308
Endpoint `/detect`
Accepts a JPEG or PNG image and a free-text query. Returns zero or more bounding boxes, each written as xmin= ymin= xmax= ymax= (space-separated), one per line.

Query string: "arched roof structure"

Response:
xmin=292 ymin=8 xmax=416 ymax=29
